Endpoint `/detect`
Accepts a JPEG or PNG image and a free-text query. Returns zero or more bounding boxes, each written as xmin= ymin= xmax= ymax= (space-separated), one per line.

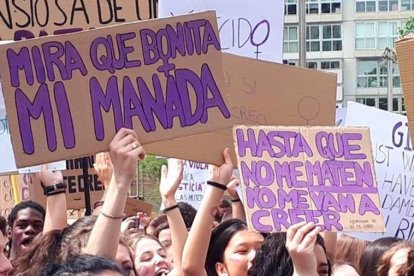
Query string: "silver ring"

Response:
xmin=131 ymin=142 xmax=138 ymax=150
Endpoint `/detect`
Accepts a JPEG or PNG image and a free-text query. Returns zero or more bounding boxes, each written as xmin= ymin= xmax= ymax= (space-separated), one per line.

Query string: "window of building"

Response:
xmin=283 ymin=26 xmax=299 ymax=53
xmin=321 ymin=0 xmax=341 ymax=13
xmin=306 ymin=60 xmax=342 ymax=69
xmin=355 ymin=22 xmax=376 ymax=49
xmin=378 ymin=0 xmax=399 ymax=11
xmin=377 ymin=21 xmax=398 ymax=48
xmin=401 ymin=0 xmax=414 ymax=10
xmin=356 ymin=96 xmax=404 ymax=113
xmin=306 ymin=24 xmax=342 ymax=52
xmin=285 ymin=0 xmax=297 ymax=15
xmin=286 ymin=0 xmax=341 ymax=15
xmin=357 ymin=60 xmax=400 ymax=88
xmin=355 ymin=21 xmax=399 ymax=50
xmin=356 ymin=1 xmax=376 ymax=12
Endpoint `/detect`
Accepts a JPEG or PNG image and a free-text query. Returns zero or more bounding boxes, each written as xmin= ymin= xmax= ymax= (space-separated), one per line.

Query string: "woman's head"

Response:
xmin=205 ymin=219 xmax=263 ymax=276
xmin=335 ymin=234 xmax=369 ymax=270
xmin=377 ymin=242 xmax=414 ymax=276
xmin=132 ymin=234 xmax=172 ymax=276
xmin=248 ymin=232 xmax=332 ymax=276
xmin=358 ymin=237 xmax=401 ymax=276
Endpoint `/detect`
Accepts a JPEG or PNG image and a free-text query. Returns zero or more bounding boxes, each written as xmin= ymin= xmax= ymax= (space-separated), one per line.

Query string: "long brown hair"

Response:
xmin=377 ymin=242 xmax=414 ymax=276
xmin=335 ymin=235 xmax=369 ymax=269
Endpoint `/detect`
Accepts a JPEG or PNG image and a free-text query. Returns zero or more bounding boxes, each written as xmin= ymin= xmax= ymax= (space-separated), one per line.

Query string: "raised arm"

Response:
xmin=226 ymin=177 xmax=246 ymax=221
xmin=86 ymin=128 xmax=145 ymax=260
xmin=92 ymin=152 xmax=113 ymax=216
xmin=182 ymin=149 xmax=233 ymax=276
xmin=159 ymin=158 xmax=187 ymax=276
xmin=37 ymin=165 xmax=67 ymax=233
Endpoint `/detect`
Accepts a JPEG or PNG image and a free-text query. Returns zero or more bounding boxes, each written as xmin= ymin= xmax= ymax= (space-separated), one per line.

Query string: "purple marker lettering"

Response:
xmin=7 ymin=47 xmax=34 ymax=87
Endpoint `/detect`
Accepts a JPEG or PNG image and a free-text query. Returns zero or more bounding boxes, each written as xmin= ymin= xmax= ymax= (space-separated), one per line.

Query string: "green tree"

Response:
xmin=399 ymin=16 xmax=414 ymax=38
xmin=139 ymin=154 xmax=167 ymax=178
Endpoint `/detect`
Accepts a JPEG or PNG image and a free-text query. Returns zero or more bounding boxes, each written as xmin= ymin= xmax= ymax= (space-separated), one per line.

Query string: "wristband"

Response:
xmin=100 ymin=210 xmax=123 ymax=220
xmin=46 ymin=190 xmax=66 ymax=197
xmin=93 ymin=201 xmax=104 ymax=209
xmin=231 ymin=198 xmax=241 ymax=203
xmin=42 ymin=182 xmax=67 ymax=196
xmin=162 ymin=204 xmax=179 ymax=213
xmin=207 ymin=181 xmax=226 ymax=191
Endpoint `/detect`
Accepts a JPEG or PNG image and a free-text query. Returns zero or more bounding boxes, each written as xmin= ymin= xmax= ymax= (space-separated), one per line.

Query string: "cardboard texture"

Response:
xmin=28 ymin=156 xmax=105 ymax=210
xmin=345 ymin=102 xmax=414 ymax=241
xmin=0 ymin=174 xmax=28 ymax=216
xmin=0 ymin=0 xmax=157 ymax=40
xmin=396 ymin=37 xmax=414 ymax=144
xmin=145 ymin=53 xmax=337 ymax=166
xmin=233 ymin=125 xmax=385 ymax=233
xmin=159 ymin=0 xmax=284 ymax=62
xmin=125 ymin=198 xmax=153 ymax=217
xmin=0 ymin=11 xmax=233 ymax=167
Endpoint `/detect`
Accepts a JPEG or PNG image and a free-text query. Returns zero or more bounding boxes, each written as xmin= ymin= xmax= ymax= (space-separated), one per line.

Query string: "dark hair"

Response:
xmin=41 ymin=254 xmax=123 ymax=276
xmin=248 ymin=233 xmax=332 ymax=276
xmin=219 ymin=199 xmax=231 ymax=208
xmin=7 ymin=200 xmax=45 ymax=227
xmin=153 ymin=221 xmax=170 ymax=239
xmin=0 ymin=215 xmax=6 ymax=235
xmin=358 ymin=237 xmax=401 ymax=276
xmin=146 ymin=214 xmax=167 ymax=236
xmin=177 ymin=201 xmax=197 ymax=229
xmin=12 ymin=216 xmax=97 ymax=275
xmin=205 ymin=219 xmax=247 ymax=276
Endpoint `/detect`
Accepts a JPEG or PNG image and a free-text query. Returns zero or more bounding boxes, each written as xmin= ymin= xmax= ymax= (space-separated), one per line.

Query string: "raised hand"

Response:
xmin=93 ymin=152 xmax=113 ymax=189
xmin=208 ymin=148 xmax=233 ymax=187
xmin=286 ymin=222 xmax=321 ymax=276
xmin=159 ymin=158 xmax=184 ymax=202
xmin=226 ymin=176 xmax=240 ymax=200
xmin=109 ymin=128 xmax=145 ymax=189
xmin=37 ymin=164 xmax=63 ymax=186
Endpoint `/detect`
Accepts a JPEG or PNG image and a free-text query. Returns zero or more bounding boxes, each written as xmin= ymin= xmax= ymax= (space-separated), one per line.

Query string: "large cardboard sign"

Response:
xmin=0 ymin=174 xmax=27 ymax=216
xmin=233 ymin=125 xmax=385 ymax=233
xmin=28 ymin=156 xmax=105 ymax=210
xmin=175 ymin=160 xmax=209 ymax=210
xmin=0 ymin=11 xmax=232 ymax=168
xmin=144 ymin=53 xmax=337 ymax=165
xmin=397 ymin=37 xmax=414 ymax=144
xmin=345 ymin=102 xmax=414 ymax=241
xmin=0 ymin=0 xmax=157 ymax=41
xmin=159 ymin=0 xmax=284 ymax=62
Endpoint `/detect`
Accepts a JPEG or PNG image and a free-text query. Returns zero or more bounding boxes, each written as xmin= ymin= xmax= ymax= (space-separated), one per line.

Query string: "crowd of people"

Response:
xmin=0 ymin=128 xmax=413 ymax=276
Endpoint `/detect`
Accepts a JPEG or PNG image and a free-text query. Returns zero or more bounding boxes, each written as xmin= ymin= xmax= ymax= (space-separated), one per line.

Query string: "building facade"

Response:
xmin=283 ymin=0 xmax=412 ymax=113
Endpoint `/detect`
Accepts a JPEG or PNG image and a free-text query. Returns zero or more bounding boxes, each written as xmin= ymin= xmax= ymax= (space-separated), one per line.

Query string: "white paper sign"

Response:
xmin=345 ymin=102 xmax=414 ymax=241
xmin=175 ymin=160 xmax=209 ymax=210
xmin=159 ymin=0 xmax=284 ymax=62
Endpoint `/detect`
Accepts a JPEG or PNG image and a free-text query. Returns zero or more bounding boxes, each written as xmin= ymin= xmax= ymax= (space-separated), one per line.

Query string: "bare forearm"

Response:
xmin=43 ymin=193 xmax=67 ymax=233
xmin=182 ymin=186 xmax=223 ymax=276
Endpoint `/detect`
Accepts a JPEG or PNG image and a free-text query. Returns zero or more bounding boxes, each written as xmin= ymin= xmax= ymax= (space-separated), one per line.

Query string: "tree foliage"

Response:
xmin=399 ymin=16 xmax=414 ymax=38
xmin=139 ymin=154 xmax=167 ymax=178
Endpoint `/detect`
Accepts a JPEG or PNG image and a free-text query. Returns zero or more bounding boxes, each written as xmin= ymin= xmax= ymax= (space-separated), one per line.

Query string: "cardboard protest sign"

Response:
xmin=233 ymin=125 xmax=385 ymax=233
xmin=0 ymin=0 xmax=157 ymax=41
xmin=396 ymin=37 xmax=414 ymax=144
xmin=28 ymin=156 xmax=105 ymax=210
xmin=144 ymin=53 xmax=337 ymax=166
xmin=345 ymin=102 xmax=414 ymax=241
xmin=0 ymin=11 xmax=232 ymax=167
xmin=175 ymin=160 xmax=209 ymax=209
xmin=159 ymin=0 xmax=284 ymax=62
xmin=0 ymin=174 xmax=27 ymax=216
xmin=125 ymin=198 xmax=153 ymax=217
xmin=1 ymin=101 xmax=66 ymax=174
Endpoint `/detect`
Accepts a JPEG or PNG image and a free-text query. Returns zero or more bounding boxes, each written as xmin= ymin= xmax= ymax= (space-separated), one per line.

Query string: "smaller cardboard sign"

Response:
xmin=144 ymin=53 xmax=337 ymax=166
xmin=397 ymin=37 xmax=414 ymax=144
xmin=0 ymin=174 xmax=27 ymax=216
xmin=125 ymin=198 xmax=153 ymax=217
xmin=28 ymin=156 xmax=105 ymax=210
xmin=233 ymin=125 xmax=385 ymax=233
xmin=0 ymin=0 xmax=157 ymax=41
